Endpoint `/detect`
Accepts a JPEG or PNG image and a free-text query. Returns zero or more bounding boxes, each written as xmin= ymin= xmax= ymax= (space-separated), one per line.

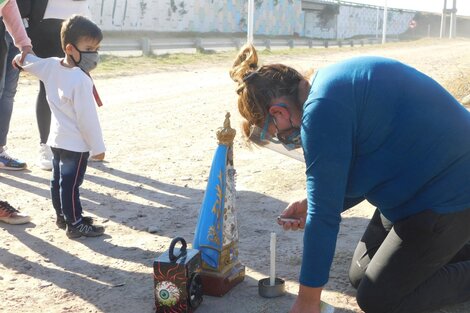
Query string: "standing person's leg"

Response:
xmin=37 ymin=80 xmax=53 ymax=170
xmin=353 ymin=208 xmax=470 ymax=313
xmin=0 ymin=32 xmax=26 ymax=171
xmin=58 ymin=149 xmax=88 ymax=225
xmin=51 ymin=148 xmax=94 ymax=230
xmin=0 ymin=31 xmax=9 ymax=148
xmin=32 ymin=19 xmax=64 ymax=170
xmin=36 ymin=81 xmax=51 ymax=144
xmin=50 ymin=147 xmax=63 ymax=227
xmin=58 ymin=149 xmax=104 ymax=238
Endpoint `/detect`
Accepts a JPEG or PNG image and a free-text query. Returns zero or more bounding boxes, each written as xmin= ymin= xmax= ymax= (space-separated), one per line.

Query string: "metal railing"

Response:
xmin=100 ymin=36 xmax=382 ymax=55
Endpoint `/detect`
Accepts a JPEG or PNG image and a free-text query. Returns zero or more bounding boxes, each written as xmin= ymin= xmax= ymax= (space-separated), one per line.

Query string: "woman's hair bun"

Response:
xmin=230 ymin=44 xmax=259 ymax=83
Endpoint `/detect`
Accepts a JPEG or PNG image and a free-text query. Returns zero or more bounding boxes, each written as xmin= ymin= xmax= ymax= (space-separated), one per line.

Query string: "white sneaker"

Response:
xmin=38 ymin=143 xmax=53 ymax=171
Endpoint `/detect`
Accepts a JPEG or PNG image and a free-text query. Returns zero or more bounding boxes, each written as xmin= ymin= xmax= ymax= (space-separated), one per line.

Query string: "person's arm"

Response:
xmin=14 ymin=53 xmax=48 ymax=80
xmin=73 ymin=77 xmax=106 ymax=157
xmin=2 ymin=0 xmax=31 ymax=49
xmin=300 ymin=97 xmax=354 ymax=286
xmin=278 ymin=196 xmax=365 ymax=230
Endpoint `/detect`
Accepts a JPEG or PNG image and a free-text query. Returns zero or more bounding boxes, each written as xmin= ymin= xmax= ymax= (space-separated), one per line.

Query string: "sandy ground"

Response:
xmin=1 ymin=39 xmax=470 ymax=313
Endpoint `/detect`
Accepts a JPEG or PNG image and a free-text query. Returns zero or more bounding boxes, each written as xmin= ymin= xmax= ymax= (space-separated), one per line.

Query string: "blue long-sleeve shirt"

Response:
xmin=300 ymin=56 xmax=470 ymax=287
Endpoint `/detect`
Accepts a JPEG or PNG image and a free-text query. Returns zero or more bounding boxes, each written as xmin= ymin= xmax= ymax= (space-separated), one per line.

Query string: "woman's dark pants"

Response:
xmin=349 ymin=208 xmax=470 ymax=313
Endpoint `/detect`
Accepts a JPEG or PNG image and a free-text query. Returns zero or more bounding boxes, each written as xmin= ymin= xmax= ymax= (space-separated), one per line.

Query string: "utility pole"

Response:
xmin=375 ymin=7 xmax=380 ymax=39
xmin=381 ymin=0 xmax=388 ymax=44
xmin=440 ymin=0 xmax=447 ymax=38
xmin=247 ymin=0 xmax=254 ymax=45
xmin=449 ymin=0 xmax=457 ymax=38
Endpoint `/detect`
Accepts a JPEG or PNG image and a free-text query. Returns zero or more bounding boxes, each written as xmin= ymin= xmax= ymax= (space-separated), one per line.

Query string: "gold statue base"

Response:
xmin=200 ymin=262 xmax=245 ymax=297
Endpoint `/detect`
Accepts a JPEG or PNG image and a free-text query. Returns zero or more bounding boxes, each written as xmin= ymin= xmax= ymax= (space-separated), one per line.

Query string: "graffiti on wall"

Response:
xmin=89 ymin=0 xmax=303 ymax=35
xmin=88 ymin=0 xmax=414 ymax=39
xmin=303 ymin=4 xmax=415 ymax=39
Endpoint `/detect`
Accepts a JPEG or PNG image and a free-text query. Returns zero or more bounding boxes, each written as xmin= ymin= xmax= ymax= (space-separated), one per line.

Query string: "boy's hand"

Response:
xmin=90 ymin=152 xmax=105 ymax=162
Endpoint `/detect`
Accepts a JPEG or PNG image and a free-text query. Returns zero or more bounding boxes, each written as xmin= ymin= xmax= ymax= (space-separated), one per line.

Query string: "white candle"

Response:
xmin=270 ymin=232 xmax=276 ymax=286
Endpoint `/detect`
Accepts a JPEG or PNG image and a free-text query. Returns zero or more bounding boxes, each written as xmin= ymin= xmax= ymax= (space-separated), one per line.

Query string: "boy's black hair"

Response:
xmin=60 ymin=15 xmax=103 ymax=50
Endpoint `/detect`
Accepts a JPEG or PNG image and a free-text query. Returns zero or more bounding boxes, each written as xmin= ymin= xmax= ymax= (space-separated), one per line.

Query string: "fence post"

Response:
xmin=264 ymin=39 xmax=271 ymax=50
xmin=323 ymin=40 xmax=328 ymax=48
xmin=141 ymin=37 xmax=151 ymax=56
xmin=195 ymin=38 xmax=204 ymax=53
xmin=288 ymin=39 xmax=294 ymax=49
xmin=233 ymin=38 xmax=241 ymax=50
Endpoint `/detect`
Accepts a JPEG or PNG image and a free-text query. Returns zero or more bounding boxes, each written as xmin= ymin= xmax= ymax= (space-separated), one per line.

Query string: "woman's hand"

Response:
xmin=12 ymin=45 xmax=34 ymax=69
xmin=277 ymin=198 xmax=307 ymax=231
xmin=289 ymin=285 xmax=323 ymax=313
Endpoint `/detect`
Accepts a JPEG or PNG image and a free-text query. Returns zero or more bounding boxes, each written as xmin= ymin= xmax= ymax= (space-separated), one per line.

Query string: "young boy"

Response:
xmin=15 ymin=15 xmax=105 ymax=238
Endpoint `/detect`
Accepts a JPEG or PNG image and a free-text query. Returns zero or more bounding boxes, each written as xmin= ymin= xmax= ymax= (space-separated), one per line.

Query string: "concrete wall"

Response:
xmin=336 ymin=5 xmax=414 ymax=39
xmin=88 ymin=0 xmax=416 ymax=39
xmin=89 ymin=0 xmax=304 ymax=36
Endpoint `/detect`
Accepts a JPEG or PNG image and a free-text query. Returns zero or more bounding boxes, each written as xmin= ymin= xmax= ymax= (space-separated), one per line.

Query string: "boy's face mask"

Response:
xmin=71 ymin=44 xmax=100 ymax=73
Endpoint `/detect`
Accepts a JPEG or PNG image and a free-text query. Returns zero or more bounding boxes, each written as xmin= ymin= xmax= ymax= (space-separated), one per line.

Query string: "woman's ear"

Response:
xmin=268 ymin=103 xmax=290 ymax=119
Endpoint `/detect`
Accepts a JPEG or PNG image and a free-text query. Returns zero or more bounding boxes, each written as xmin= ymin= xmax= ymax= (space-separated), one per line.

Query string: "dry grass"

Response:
xmin=444 ymin=74 xmax=470 ymax=107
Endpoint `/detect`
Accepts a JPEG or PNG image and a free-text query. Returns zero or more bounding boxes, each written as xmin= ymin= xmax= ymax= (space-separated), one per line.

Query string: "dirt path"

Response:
xmin=1 ymin=39 xmax=470 ymax=313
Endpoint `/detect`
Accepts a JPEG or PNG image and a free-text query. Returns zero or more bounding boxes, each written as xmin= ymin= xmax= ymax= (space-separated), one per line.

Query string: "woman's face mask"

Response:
xmin=71 ymin=44 xmax=100 ymax=73
xmin=270 ymin=115 xmax=301 ymax=149
xmin=249 ymin=124 xmax=304 ymax=161
xmin=259 ymin=103 xmax=302 ymax=150
xmin=274 ymin=127 xmax=302 ymax=150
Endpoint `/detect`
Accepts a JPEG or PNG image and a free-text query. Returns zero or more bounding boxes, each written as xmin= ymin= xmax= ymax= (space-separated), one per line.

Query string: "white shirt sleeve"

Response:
xmin=20 ymin=54 xmax=52 ymax=81
xmin=73 ymin=78 xmax=106 ymax=156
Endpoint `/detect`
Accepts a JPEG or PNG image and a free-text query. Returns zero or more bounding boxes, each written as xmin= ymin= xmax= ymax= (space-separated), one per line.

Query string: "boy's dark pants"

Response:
xmin=50 ymin=147 xmax=89 ymax=225
xmin=349 ymin=208 xmax=470 ymax=313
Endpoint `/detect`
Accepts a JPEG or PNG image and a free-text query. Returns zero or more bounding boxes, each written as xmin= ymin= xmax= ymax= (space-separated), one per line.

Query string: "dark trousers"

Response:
xmin=349 ymin=208 xmax=470 ymax=313
xmin=29 ymin=18 xmax=64 ymax=144
xmin=50 ymin=147 xmax=89 ymax=225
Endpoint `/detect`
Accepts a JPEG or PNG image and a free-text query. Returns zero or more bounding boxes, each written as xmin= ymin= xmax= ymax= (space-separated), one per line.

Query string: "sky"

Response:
xmin=348 ymin=0 xmax=470 ymax=16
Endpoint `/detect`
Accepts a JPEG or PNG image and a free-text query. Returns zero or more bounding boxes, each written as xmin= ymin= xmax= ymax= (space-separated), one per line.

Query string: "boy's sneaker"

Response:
xmin=38 ymin=143 xmax=53 ymax=171
xmin=0 ymin=148 xmax=27 ymax=171
xmin=56 ymin=215 xmax=94 ymax=230
xmin=0 ymin=201 xmax=31 ymax=224
xmin=66 ymin=219 xmax=104 ymax=238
